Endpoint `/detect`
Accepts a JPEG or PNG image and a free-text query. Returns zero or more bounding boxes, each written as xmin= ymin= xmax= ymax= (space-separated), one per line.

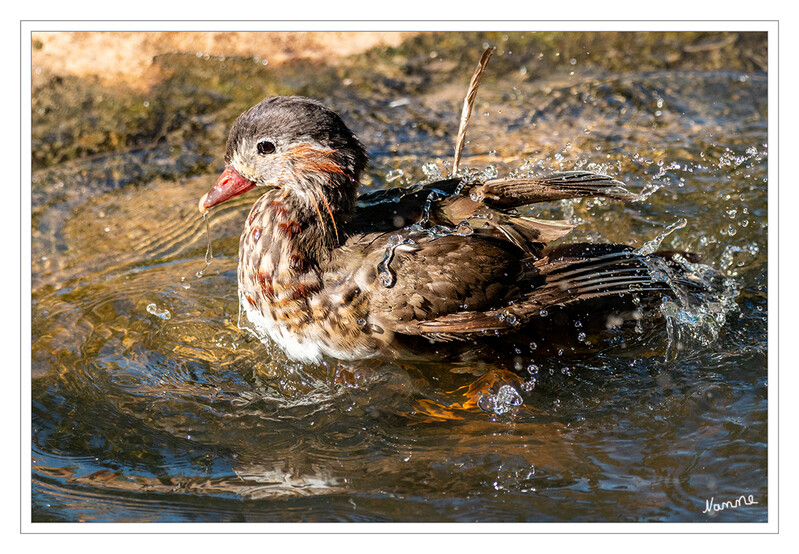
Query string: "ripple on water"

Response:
xmin=32 ymin=57 xmax=767 ymax=522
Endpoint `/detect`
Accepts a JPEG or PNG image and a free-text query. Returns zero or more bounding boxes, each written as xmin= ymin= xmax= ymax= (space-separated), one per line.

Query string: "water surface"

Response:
xmin=31 ymin=32 xmax=768 ymax=523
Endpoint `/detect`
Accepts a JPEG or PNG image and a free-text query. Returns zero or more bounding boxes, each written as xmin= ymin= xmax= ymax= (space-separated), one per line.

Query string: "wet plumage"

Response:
xmin=199 ymin=96 xmax=704 ymax=363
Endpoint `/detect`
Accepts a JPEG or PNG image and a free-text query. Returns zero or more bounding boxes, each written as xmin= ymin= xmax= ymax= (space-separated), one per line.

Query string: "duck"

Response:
xmin=199 ymin=95 xmax=704 ymax=363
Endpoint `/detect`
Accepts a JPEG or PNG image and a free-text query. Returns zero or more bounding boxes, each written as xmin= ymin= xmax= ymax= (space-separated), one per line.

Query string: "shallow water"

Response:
xmin=31 ymin=34 xmax=768 ymax=522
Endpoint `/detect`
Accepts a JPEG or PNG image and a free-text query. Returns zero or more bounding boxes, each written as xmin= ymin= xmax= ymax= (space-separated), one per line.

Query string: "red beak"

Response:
xmin=198 ymin=166 xmax=257 ymax=214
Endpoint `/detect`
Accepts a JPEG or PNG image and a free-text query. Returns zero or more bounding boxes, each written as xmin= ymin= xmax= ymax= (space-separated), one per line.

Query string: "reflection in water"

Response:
xmin=31 ymin=36 xmax=768 ymax=522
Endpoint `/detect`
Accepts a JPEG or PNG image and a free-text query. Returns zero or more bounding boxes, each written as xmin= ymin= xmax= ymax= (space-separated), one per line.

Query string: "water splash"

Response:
xmin=477 ymin=384 xmax=523 ymax=415
xmin=422 ymin=162 xmax=443 ymax=180
xmin=643 ymin=251 xmax=739 ymax=362
xmin=377 ymin=235 xmax=418 ymax=288
xmin=181 ymin=213 xmax=215 ymax=286
xmin=481 ymin=165 xmax=499 ymax=180
xmin=412 ymin=190 xmax=443 ymax=229
xmin=195 ymin=212 xmax=214 ymax=278
xmin=385 ymin=168 xmax=405 ymax=183
xmin=455 ymin=220 xmax=474 ymax=236
xmin=719 ymin=243 xmax=761 ymax=276
xmin=635 ymin=218 xmax=687 ymax=256
xmin=146 ymin=303 xmax=172 ymax=320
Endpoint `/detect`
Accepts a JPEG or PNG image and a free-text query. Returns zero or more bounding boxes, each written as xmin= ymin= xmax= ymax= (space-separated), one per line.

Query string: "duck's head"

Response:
xmin=199 ymin=96 xmax=368 ymax=214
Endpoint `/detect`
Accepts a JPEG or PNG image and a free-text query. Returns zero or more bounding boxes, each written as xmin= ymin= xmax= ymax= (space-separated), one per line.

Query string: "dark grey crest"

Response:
xmin=225 ymin=96 xmax=368 ymax=179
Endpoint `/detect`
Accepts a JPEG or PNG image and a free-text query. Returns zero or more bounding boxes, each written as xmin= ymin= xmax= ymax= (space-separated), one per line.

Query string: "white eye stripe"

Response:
xmin=230 ymin=151 xmax=258 ymax=181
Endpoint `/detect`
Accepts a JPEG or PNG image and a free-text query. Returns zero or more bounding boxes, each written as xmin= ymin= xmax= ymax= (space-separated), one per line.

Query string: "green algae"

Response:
xmin=32 ymin=31 xmax=766 ymax=174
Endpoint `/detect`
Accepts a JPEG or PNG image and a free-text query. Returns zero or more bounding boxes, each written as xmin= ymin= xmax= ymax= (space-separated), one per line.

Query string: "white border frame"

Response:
xmin=19 ymin=19 xmax=778 ymax=537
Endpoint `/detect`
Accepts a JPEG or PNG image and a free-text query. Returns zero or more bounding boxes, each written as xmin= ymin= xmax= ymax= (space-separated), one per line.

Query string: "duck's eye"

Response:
xmin=257 ymin=141 xmax=276 ymax=155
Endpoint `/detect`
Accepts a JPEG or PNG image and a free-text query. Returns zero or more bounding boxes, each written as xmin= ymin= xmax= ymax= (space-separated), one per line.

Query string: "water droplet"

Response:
xmin=455 ymin=220 xmax=474 ymax=236
xmin=605 ymin=314 xmax=624 ymax=329
xmin=385 ymin=168 xmax=404 ymax=182
xmin=146 ymin=303 xmax=171 ymax=320
xmin=195 ymin=212 xmax=214 ymax=279
xmin=482 ymin=165 xmax=499 ymax=180
xmin=422 ymin=162 xmax=442 ymax=179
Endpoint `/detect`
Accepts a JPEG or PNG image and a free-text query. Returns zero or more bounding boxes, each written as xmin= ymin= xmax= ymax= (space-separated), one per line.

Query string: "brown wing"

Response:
xmin=434 ymin=171 xmax=636 ymax=255
xmin=341 ymin=172 xmax=645 ymax=340
xmin=391 ymin=245 xmax=693 ymax=341
xmin=344 ymin=232 xmax=529 ymax=327
xmin=348 ymin=172 xmax=636 ymax=244
xmin=472 ymin=171 xmax=638 ymax=207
